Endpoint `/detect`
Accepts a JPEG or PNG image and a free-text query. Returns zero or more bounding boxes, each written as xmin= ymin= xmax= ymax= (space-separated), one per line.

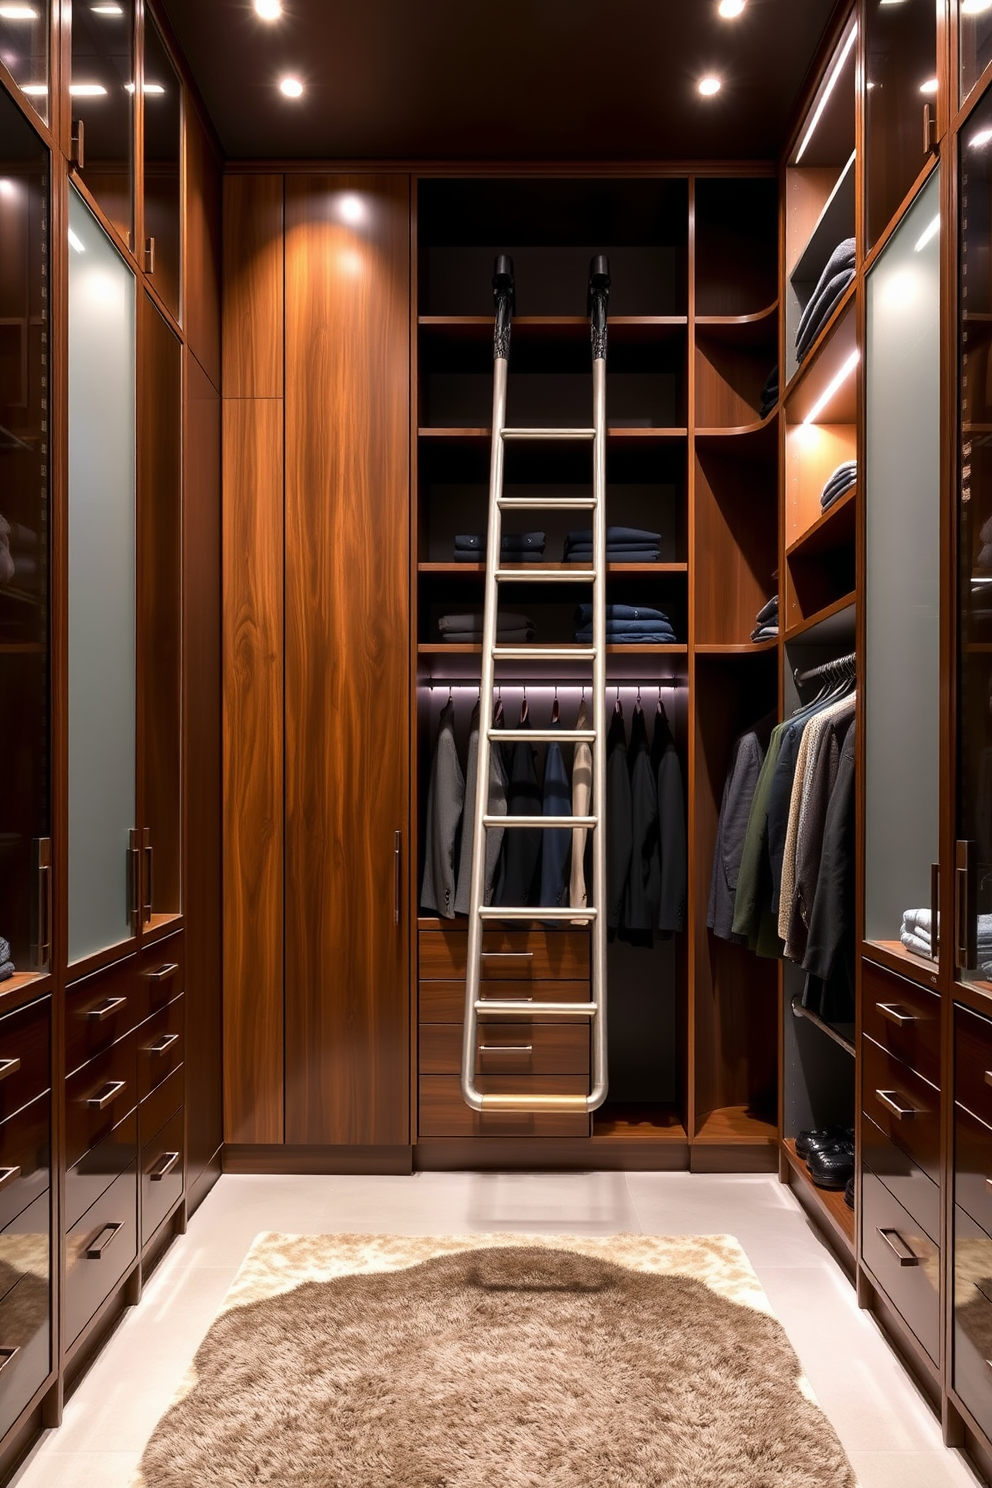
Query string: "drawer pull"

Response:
xmin=0 ymin=1058 xmax=21 ymax=1082
xmin=481 ymin=995 xmax=533 ymax=1003
xmin=876 ymin=1003 xmax=916 ymax=1028
xmin=150 ymin=1151 xmax=180 ymax=1181
xmin=0 ymin=1347 xmax=20 ymax=1375
xmin=480 ymin=1045 xmax=534 ymax=1053
xmin=877 ymin=1228 xmax=920 ymax=1267
xmin=88 ymin=997 xmax=127 ymax=1022
xmin=0 ymin=1167 xmax=21 ymax=1193
xmin=146 ymin=963 xmax=179 ymax=986
xmin=86 ymin=1222 xmax=123 ymax=1260
xmin=147 ymin=1033 xmax=179 ymax=1056
xmin=87 ymin=1079 xmax=126 ymax=1110
xmin=875 ymin=1089 xmax=917 ymax=1120
xmin=481 ymin=952 xmax=534 ymax=961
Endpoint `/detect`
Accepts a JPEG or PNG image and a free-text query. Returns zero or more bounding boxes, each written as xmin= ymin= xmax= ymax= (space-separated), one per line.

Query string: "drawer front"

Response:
xmin=141 ymin=1108 xmax=184 ymax=1247
xmin=953 ymin=1206 xmax=992 ymax=1440
xmin=140 ymin=1063 xmax=183 ymax=1149
xmin=956 ymin=1003 xmax=992 ymax=1129
xmin=863 ymin=1035 xmax=940 ymax=1185
xmin=64 ymin=1166 xmax=137 ymax=1346
xmin=136 ymin=995 xmax=183 ymax=1100
xmin=65 ymin=1107 xmax=137 ymax=1232
xmin=862 ymin=962 xmax=940 ymax=1090
xmin=419 ymin=980 xmax=591 ymax=1023
xmin=955 ymin=1103 xmax=992 ymax=1238
xmin=65 ymin=960 xmax=136 ymax=1077
xmin=0 ymin=1191 xmax=49 ymax=1309
xmin=0 ymin=1264 xmax=51 ymax=1441
xmin=0 ymin=997 xmax=49 ymax=1123
xmin=862 ymin=1169 xmax=940 ymax=1363
xmin=420 ymin=1023 xmax=590 ymax=1077
xmin=862 ymin=1112 xmax=939 ymax=1245
xmin=419 ymin=1075 xmax=591 ymax=1138
xmin=65 ymin=1032 xmax=136 ymax=1172
xmin=0 ymin=1093 xmax=50 ymax=1232
xmin=135 ymin=934 xmax=185 ymax=1027
xmin=419 ymin=930 xmax=590 ymax=982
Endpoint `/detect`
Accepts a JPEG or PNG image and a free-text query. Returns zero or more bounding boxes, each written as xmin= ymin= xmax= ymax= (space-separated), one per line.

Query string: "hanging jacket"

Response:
xmin=539 ymin=718 xmax=572 ymax=910
xmin=802 ymin=720 xmax=857 ymax=1024
xmin=622 ymin=703 xmax=661 ymax=945
xmin=420 ymin=700 xmax=465 ymax=919
xmin=569 ymin=698 xmax=593 ymax=920
xmin=606 ymin=705 xmax=632 ymax=932
xmin=707 ymin=728 xmax=767 ymax=943
xmin=652 ymin=705 xmax=686 ymax=935
xmin=454 ymin=701 xmax=509 ymax=914
xmin=495 ymin=717 xmax=543 ymax=909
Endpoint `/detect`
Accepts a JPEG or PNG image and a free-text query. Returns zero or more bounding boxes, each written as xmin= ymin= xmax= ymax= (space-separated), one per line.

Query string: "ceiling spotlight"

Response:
xmin=69 ymin=83 xmax=108 ymax=96
xmin=717 ymin=0 xmax=745 ymax=15
xmin=0 ymin=179 xmax=15 ymax=196
xmin=919 ymin=78 xmax=938 ymax=95
xmin=0 ymin=5 xmax=39 ymax=18
xmin=254 ymin=0 xmax=282 ymax=16
xmin=279 ymin=75 xmax=303 ymax=98
xmin=698 ymin=76 xmax=721 ymax=97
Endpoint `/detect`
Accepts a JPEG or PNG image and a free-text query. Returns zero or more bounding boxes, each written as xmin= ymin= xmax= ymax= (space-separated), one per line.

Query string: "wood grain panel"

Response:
xmin=420 ymin=1023 xmax=590 ymax=1076
xmin=222 ymin=397 xmax=284 ymax=1144
xmin=284 ymin=174 xmax=410 ymax=1146
xmin=222 ymin=175 xmax=284 ymax=398
xmin=419 ymin=1075 xmax=590 ymax=1138
xmin=184 ymin=107 xmax=222 ymax=392
xmin=419 ymin=928 xmax=590 ymax=980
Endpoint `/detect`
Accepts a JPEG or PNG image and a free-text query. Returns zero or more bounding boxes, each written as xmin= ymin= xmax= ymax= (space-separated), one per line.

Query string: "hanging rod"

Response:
xmin=425 ymin=677 xmax=685 ymax=690
xmin=793 ymin=651 xmax=856 ymax=687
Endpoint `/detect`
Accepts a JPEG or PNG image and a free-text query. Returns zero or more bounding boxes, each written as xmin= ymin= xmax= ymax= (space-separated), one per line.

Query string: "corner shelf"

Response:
xmin=418 ymin=314 xmax=688 ymax=348
xmin=694 ymin=1106 xmax=777 ymax=1145
xmin=782 ymin=1137 xmax=855 ymax=1255
xmin=784 ymin=283 xmax=858 ymax=416
xmin=694 ymin=640 xmax=778 ymax=655
xmin=789 ymin=151 xmax=856 ymax=295
xmin=591 ymin=1103 xmax=688 ymax=1143
xmin=786 ymin=486 xmax=856 ymax=562
xmin=784 ymin=591 xmax=856 ymax=644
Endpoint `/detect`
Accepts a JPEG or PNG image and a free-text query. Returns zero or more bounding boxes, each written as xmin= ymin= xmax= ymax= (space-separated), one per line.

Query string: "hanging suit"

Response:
xmin=454 ymin=700 xmax=509 ymax=914
xmin=652 ymin=703 xmax=687 ymax=935
xmin=606 ymin=704 xmax=632 ymax=933
xmin=707 ymin=726 xmax=767 ymax=943
xmin=495 ymin=714 xmax=543 ymax=908
xmin=539 ymin=716 xmax=572 ymax=909
xmin=569 ymin=698 xmax=593 ymax=919
xmin=420 ymin=699 xmax=464 ymax=919
xmin=622 ymin=703 xmax=661 ymax=945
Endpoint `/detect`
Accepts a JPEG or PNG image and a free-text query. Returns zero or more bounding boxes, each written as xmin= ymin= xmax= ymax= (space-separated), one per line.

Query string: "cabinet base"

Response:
xmin=222 ymin=1144 xmax=414 ymax=1175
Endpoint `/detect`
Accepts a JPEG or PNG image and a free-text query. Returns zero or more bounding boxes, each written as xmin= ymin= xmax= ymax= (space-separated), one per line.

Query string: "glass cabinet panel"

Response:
xmin=70 ymin=0 xmax=134 ymax=247
xmin=0 ymin=88 xmax=50 ymax=978
xmin=960 ymin=0 xmax=992 ymax=107
xmin=865 ymin=168 xmax=941 ymax=963
xmin=67 ymin=187 xmax=136 ymax=965
xmin=0 ymin=1 xmax=50 ymax=124
xmin=865 ymin=0 xmax=938 ymax=251
xmin=142 ymin=18 xmax=181 ymax=319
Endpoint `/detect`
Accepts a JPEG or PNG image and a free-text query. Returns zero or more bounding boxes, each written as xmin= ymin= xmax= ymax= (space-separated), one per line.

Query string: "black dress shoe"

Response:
xmin=844 ymin=1176 xmax=854 ymax=1209
xmin=807 ymin=1140 xmax=855 ymax=1191
xmin=796 ymin=1125 xmax=854 ymax=1161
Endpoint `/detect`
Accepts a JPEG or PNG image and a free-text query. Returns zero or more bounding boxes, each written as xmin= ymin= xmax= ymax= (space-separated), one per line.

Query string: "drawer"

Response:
xmin=956 ymin=1003 xmax=992 ymax=1129
xmin=0 ymin=997 xmax=49 ymax=1123
xmin=65 ymin=960 xmax=136 ymax=1077
xmin=863 ymin=1035 xmax=940 ymax=1185
xmin=64 ymin=1165 xmax=137 ymax=1347
xmin=419 ymin=930 xmax=590 ymax=982
xmin=140 ymin=1063 xmax=183 ymax=1149
xmin=141 ymin=1108 xmax=184 ymax=1247
xmin=65 ymin=1107 xmax=137 ymax=1231
xmin=955 ymin=1103 xmax=992 ymax=1238
xmin=862 ymin=1112 xmax=939 ymax=1245
xmin=0 ymin=1262 xmax=51 ymax=1441
xmin=419 ymin=1075 xmax=591 ymax=1138
xmin=953 ymin=1206 xmax=992 ymax=1440
xmin=862 ymin=1169 xmax=940 ymax=1363
xmin=65 ymin=1032 xmax=136 ymax=1172
xmin=0 ymin=1191 xmax=49 ymax=1309
xmin=135 ymin=934 xmax=185 ymax=1026
xmin=0 ymin=1093 xmax=50 ymax=1232
xmin=419 ymin=980 xmax=591 ymax=1024
xmin=420 ymin=1023 xmax=590 ymax=1077
xmin=862 ymin=962 xmax=941 ymax=1091
xmin=136 ymin=995 xmax=183 ymax=1100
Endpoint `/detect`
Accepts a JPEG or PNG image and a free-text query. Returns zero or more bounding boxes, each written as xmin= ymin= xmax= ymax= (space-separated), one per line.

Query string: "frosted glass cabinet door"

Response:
xmin=864 ymin=167 xmax=941 ymax=966
xmin=67 ymin=188 xmax=136 ymax=965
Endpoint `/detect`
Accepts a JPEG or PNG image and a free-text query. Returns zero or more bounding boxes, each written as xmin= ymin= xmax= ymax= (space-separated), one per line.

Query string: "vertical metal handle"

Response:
xmin=930 ymin=862 xmax=940 ymax=960
xmin=128 ymin=828 xmax=141 ymax=934
xmin=923 ymin=102 xmax=936 ymax=154
xmin=143 ymin=827 xmax=153 ymax=922
xmin=70 ymin=118 xmax=85 ymax=170
xmin=144 ymin=236 xmax=156 ymax=274
xmin=394 ymin=831 xmax=402 ymax=927
xmin=956 ymin=840 xmax=977 ymax=970
xmin=33 ymin=837 xmax=52 ymax=971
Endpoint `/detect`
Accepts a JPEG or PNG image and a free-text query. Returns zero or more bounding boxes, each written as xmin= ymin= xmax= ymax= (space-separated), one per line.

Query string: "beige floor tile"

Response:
xmin=11 ymin=1446 xmax=143 ymax=1488
xmin=848 ymin=1450 xmax=985 ymax=1487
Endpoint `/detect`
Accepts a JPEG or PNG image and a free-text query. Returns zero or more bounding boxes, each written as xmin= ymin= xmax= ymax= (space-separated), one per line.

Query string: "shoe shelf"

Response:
xmin=782 ymin=1137 xmax=855 ymax=1255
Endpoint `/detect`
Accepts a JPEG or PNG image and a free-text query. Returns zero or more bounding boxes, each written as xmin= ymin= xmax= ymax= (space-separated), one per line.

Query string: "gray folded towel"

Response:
xmin=797 ymin=238 xmax=856 ymax=345
xmin=0 ymin=937 xmax=13 ymax=981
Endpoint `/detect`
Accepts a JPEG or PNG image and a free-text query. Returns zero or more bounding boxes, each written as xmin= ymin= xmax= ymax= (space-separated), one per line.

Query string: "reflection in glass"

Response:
xmin=142 ymin=18 xmax=181 ymax=316
xmin=68 ymin=187 xmax=135 ymax=965
xmin=70 ymin=0 xmax=134 ymax=244
xmin=0 ymin=86 xmax=49 ymax=977
xmin=0 ymin=0 xmax=49 ymax=124
xmin=961 ymin=0 xmax=992 ymax=106
xmin=865 ymin=0 xmax=938 ymax=249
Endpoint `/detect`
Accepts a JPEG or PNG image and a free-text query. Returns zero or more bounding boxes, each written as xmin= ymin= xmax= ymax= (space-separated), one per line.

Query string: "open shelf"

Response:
xmin=695 ymin=303 xmax=778 ymax=335
xmin=786 ymin=485 xmax=856 ymax=561
xmin=417 ymin=562 xmax=689 ymax=576
xmin=591 ymin=1103 xmax=688 ymax=1142
xmin=694 ymin=640 xmax=778 ymax=655
xmin=867 ymin=939 xmax=938 ymax=976
xmin=0 ymin=971 xmax=50 ymax=1005
xmin=790 ymin=152 xmax=857 ymax=291
xmin=694 ymin=1106 xmax=777 ymax=1145
xmin=784 ymin=591 xmax=856 ymax=644
xmin=418 ymin=643 xmax=689 ymax=657
xmin=418 ymin=314 xmax=688 ymax=348
xmin=418 ymin=427 xmax=689 ymax=443
xmin=782 ymin=1137 xmax=855 ymax=1254
xmin=790 ymin=995 xmax=855 ymax=1056
xmin=784 ymin=292 xmax=858 ymax=420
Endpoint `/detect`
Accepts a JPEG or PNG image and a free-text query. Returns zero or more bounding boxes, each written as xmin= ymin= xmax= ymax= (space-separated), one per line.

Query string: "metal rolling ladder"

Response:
xmin=461 ymin=254 xmax=610 ymax=1117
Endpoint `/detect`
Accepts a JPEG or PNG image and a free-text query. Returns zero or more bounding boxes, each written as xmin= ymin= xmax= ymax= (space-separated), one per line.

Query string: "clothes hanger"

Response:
xmin=551 ymin=684 xmax=560 ymax=725
xmin=493 ymin=683 xmax=504 ymax=730
xmin=519 ymin=684 xmax=529 ymax=725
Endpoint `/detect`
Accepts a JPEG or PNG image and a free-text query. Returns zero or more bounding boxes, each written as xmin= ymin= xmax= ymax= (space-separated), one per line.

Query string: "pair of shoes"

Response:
xmin=807 ymin=1139 xmax=855 ymax=1190
xmin=795 ymin=1125 xmax=854 ymax=1160
xmin=843 ymin=1176 xmax=854 ymax=1209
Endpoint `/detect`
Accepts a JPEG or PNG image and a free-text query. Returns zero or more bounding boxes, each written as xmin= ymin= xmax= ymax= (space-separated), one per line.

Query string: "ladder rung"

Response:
xmin=493 ymin=646 xmax=596 ymax=661
xmin=478 ymin=1093 xmax=592 ymax=1112
xmin=501 ymin=427 xmax=596 ymax=442
xmin=478 ymin=905 xmax=597 ymax=922
xmin=498 ymin=496 xmax=597 ymax=511
xmin=491 ymin=729 xmax=596 ymax=743
xmin=482 ymin=817 xmax=596 ymax=831
xmin=475 ymin=1000 xmax=597 ymax=1018
xmin=494 ymin=568 xmax=597 ymax=583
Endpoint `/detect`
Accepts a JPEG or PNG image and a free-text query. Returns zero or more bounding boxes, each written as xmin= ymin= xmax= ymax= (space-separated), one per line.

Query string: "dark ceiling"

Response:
xmin=158 ymin=0 xmax=846 ymax=162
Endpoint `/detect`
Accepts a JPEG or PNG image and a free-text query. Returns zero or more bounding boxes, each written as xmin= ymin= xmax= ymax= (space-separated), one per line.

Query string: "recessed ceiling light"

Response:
xmin=254 ymin=0 xmax=282 ymax=16
xmin=90 ymin=3 xmax=124 ymax=13
xmin=919 ymin=78 xmax=938 ymax=95
xmin=0 ymin=179 xmax=15 ymax=196
xmin=698 ymin=76 xmax=721 ymax=97
xmin=68 ymin=228 xmax=86 ymax=252
xmin=0 ymin=5 xmax=39 ymax=19
xmin=69 ymin=83 xmax=108 ymax=96
xmin=963 ymin=0 xmax=992 ymax=13
xmin=717 ymin=0 xmax=745 ymax=16
xmin=970 ymin=127 xmax=992 ymax=147
xmin=279 ymin=75 xmax=303 ymax=97
xmin=124 ymin=81 xmax=165 ymax=93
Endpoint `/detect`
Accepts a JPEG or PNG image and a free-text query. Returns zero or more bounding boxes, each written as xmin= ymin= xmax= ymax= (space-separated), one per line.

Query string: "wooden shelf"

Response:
xmin=418 ymin=426 xmax=688 ymax=443
xmin=782 ymin=1137 xmax=855 ymax=1255
xmin=867 ymin=938 xmax=939 ymax=977
xmin=418 ymin=562 xmax=689 ymax=576
xmin=963 ymin=642 xmax=992 ymax=654
xmin=784 ymin=591 xmax=856 ymax=644
xmin=592 ymin=1103 xmax=688 ymax=1142
xmin=694 ymin=640 xmax=778 ymax=655
xmin=695 ymin=302 xmax=778 ymax=330
xmin=0 ymin=971 xmax=51 ymax=1006
xmin=786 ymin=486 xmax=856 ymax=562
xmin=418 ymin=643 xmax=689 ymax=656
xmin=695 ymin=411 xmax=778 ymax=439
xmin=789 ymin=151 xmax=856 ymax=291
xmin=418 ymin=315 xmax=687 ymax=347
xmin=790 ymin=994 xmax=855 ymax=1056
xmin=694 ymin=1106 xmax=776 ymax=1145
xmin=0 ymin=642 xmax=45 ymax=655
xmin=784 ymin=285 xmax=858 ymax=419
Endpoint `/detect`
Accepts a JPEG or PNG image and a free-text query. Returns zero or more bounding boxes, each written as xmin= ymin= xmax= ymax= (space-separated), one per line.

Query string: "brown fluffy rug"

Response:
xmin=136 ymin=1233 xmax=857 ymax=1488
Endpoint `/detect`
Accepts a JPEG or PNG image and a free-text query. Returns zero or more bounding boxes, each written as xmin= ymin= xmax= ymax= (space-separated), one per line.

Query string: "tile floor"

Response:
xmin=10 ymin=1170 xmax=986 ymax=1488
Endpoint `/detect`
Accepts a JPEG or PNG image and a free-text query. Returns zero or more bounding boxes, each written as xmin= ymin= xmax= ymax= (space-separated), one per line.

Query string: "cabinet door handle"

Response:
xmin=0 ymin=1348 xmax=20 ymax=1376
xmin=930 ymin=862 xmax=940 ymax=959
xmin=878 ymin=1228 xmax=920 ymax=1267
xmin=875 ymin=1089 xmax=917 ymax=1120
xmin=86 ymin=1222 xmax=123 ymax=1260
xmin=144 ymin=236 xmax=156 ymax=275
xmin=0 ymin=1167 xmax=22 ymax=1193
xmin=956 ymin=840 xmax=977 ymax=970
xmin=480 ymin=1045 xmax=533 ymax=1054
xmin=128 ymin=829 xmax=141 ymax=934
xmin=146 ymin=963 xmax=179 ymax=986
xmin=394 ymin=830 xmax=402 ymax=927
xmin=143 ymin=827 xmax=153 ymax=923
xmin=70 ymin=118 xmax=84 ymax=170
xmin=87 ymin=1080 xmax=126 ymax=1110
xmin=34 ymin=836 xmax=52 ymax=971
xmin=88 ymin=996 xmax=127 ymax=1022
xmin=876 ymin=1003 xmax=916 ymax=1028
xmin=150 ymin=1151 xmax=180 ymax=1181
xmin=0 ymin=1058 xmax=21 ymax=1083
xmin=923 ymin=101 xmax=937 ymax=154
xmin=147 ymin=1033 xmax=179 ymax=1056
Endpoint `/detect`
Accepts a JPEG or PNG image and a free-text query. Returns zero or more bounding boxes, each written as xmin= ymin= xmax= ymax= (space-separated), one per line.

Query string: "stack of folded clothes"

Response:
xmin=900 ymin=908 xmax=992 ymax=973
xmin=453 ymin=532 xmax=546 ymax=563
xmin=438 ymin=613 xmax=536 ymax=643
xmin=796 ymin=1124 xmax=855 ymax=1198
xmin=759 ymin=366 xmax=778 ymax=419
xmin=796 ymin=237 xmax=856 ymax=363
xmin=0 ymin=938 xmax=13 ymax=982
xmin=562 ymin=526 xmax=662 ymax=563
xmin=573 ymin=603 xmax=677 ymax=644
xmin=820 ymin=459 xmax=857 ymax=513
xmin=751 ymin=595 xmax=779 ymax=641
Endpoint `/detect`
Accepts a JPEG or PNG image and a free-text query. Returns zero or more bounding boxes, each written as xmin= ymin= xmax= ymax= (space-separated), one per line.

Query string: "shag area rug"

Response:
xmin=135 ymin=1233 xmax=858 ymax=1488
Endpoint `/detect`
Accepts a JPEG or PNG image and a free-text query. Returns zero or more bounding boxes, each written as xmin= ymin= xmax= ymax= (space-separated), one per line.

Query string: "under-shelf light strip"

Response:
xmin=802 ymin=349 xmax=859 ymax=426
xmin=795 ymin=21 xmax=857 ymax=163
xmin=424 ymin=680 xmax=685 ymax=692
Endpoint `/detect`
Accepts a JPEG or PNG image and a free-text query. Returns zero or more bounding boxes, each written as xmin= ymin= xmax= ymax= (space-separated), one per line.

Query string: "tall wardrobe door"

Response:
xmin=284 ymin=176 xmax=410 ymax=1146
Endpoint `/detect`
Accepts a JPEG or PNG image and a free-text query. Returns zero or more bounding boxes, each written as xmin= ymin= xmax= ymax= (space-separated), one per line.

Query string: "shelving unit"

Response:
xmin=781 ymin=1137 xmax=855 ymax=1256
